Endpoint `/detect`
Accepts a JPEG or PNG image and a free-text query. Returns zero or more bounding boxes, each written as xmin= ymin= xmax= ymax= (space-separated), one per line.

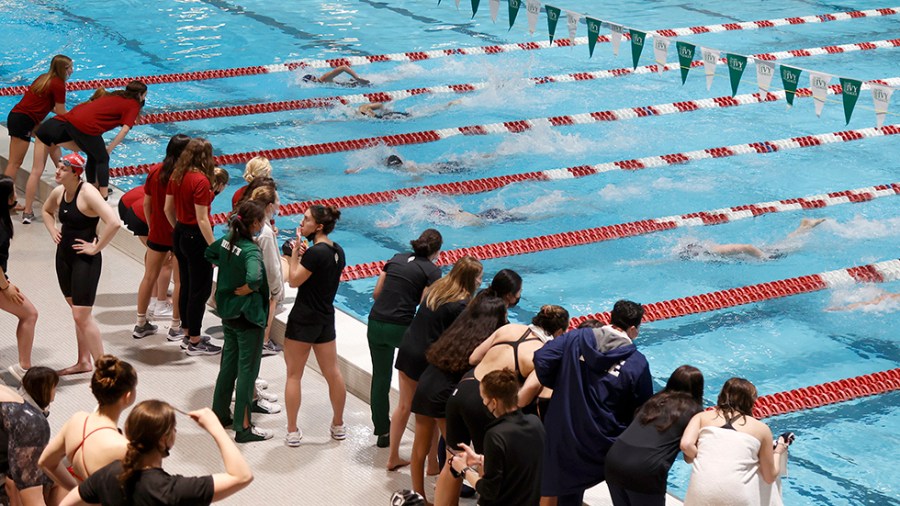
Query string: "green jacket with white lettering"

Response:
xmin=205 ymin=234 xmax=270 ymax=328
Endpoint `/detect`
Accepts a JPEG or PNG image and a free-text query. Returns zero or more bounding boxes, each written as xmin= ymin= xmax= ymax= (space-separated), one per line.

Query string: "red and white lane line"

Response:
xmin=135 ymin=38 xmax=900 ymax=125
xmin=1 ymin=7 xmax=897 ymax=96
xmin=203 ymin=125 xmax=900 ymax=225
xmin=755 ymin=368 xmax=900 ymax=419
xmin=337 ymin=184 xmax=899 ymax=281
xmin=111 ymin=75 xmax=900 ymax=178
xmin=569 ymin=257 xmax=900 ymax=327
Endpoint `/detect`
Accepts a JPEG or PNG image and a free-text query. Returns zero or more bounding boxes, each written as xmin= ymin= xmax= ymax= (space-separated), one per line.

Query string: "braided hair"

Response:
xmin=118 ymin=400 xmax=176 ymax=497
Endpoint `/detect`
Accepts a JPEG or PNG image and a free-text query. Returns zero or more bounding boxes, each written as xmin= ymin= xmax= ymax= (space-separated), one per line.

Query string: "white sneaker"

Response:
xmin=330 ymin=424 xmax=347 ymax=441
xmin=147 ymin=299 xmax=157 ymax=319
xmin=7 ymin=364 xmax=28 ymax=382
xmin=235 ymin=425 xmax=274 ymax=443
xmin=255 ymin=378 xmax=269 ymax=390
xmin=252 ymin=398 xmax=282 ymax=414
xmin=285 ymin=428 xmax=303 ymax=447
xmin=154 ymin=301 xmax=174 ymax=319
xmin=257 ymin=387 xmax=278 ymax=403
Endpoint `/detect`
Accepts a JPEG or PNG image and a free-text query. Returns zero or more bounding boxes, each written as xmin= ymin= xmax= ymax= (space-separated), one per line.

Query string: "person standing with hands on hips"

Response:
xmin=283 ymin=205 xmax=347 ymax=446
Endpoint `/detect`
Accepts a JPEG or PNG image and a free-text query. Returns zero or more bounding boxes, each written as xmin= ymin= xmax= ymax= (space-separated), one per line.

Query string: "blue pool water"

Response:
xmin=2 ymin=0 xmax=898 ymax=503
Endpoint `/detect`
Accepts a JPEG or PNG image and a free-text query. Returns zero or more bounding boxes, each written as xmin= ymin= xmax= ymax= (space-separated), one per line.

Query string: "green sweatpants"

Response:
xmin=367 ymin=318 xmax=408 ymax=436
xmin=212 ymin=316 xmax=264 ymax=431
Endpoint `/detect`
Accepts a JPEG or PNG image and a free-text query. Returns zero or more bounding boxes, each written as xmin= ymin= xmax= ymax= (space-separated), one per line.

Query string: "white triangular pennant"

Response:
xmin=700 ymin=47 xmax=720 ymax=91
xmin=755 ymin=60 xmax=775 ymax=93
xmin=526 ymin=0 xmax=540 ymax=34
xmin=870 ymin=84 xmax=895 ymax=129
xmin=490 ymin=0 xmax=500 ymax=22
xmin=566 ymin=10 xmax=581 ymax=42
xmin=608 ymin=22 xmax=624 ymax=56
xmin=809 ymin=72 xmax=832 ymax=117
xmin=653 ymin=36 xmax=670 ymax=73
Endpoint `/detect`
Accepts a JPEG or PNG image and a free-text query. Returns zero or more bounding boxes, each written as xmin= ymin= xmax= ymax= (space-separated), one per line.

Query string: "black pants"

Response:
xmin=64 ymin=125 xmax=109 ymax=188
xmin=173 ymin=223 xmax=212 ymax=336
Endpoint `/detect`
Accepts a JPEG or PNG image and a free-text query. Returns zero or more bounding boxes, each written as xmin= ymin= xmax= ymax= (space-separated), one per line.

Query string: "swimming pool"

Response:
xmin=2 ymin=0 xmax=898 ymax=503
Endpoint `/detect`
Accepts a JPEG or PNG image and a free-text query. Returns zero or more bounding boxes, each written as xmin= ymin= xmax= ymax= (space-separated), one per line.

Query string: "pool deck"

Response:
xmin=0 ymin=134 xmax=683 ymax=505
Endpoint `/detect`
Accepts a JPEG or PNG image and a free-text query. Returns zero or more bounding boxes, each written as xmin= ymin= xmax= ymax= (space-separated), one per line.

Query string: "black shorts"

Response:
xmin=34 ymin=117 xmax=72 ymax=146
xmin=6 ymin=112 xmax=36 ymax=141
xmin=284 ymin=311 xmax=336 ymax=344
xmin=56 ymin=247 xmax=102 ymax=306
xmin=444 ymin=370 xmax=492 ymax=454
xmin=118 ymin=200 xmax=148 ymax=237
xmin=411 ymin=366 xmax=459 ymax=419
xmin=147 ymin=240 xmax=172 ymax=253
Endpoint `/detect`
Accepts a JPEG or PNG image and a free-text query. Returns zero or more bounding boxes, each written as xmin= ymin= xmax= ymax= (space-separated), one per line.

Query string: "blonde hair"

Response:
xmin=30 ymin=55 xmax=72 ymax=95
xmin=425 ymin=256 xmax=482 ymax=311
xmin=243 ymin=156 xmax=272 ymax=183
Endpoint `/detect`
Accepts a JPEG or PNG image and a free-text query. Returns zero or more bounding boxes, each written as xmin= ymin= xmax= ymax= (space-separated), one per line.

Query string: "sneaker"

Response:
xmin=167 ymin=327 xmax=185 ymax=342
xmin=181 ymin=335 xmax=210 ymax=349
xmin=7 ymin=364 xmax=28 ymax=382
xmin=252 ymin=399 xmax=282 ymax=414
xmin=21 ymin=212 xmax=34 ymax=224
xmin=255 ymin=378 xmax=269 ymax=390
xmin=235 ymin=425 xmax=274 ymax=443
xmin=257 ymin=387 xmax=278 ymax=403
xmin=261 ymin=340 xmax=283 ymax=356
xmin=185 ymin=339 xmax=222 ymax=356
xmin=330 ymin=424 xmax=347 ymax=441
xmin=154 ymin=301 xmax=173 ymax=319
xmin=132 ymin=322 xmax=158 ymax=339
xmin=285 ymin=428 xmax=303 ymax=447
xmin=376 ymin=433 xmax=390 ymax=448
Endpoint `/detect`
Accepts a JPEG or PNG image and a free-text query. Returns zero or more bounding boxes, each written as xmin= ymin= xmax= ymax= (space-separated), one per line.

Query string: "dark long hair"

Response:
xmin=227 ymin=200 xmax=267 ymax=254
xmin=484 ymin=269 xmax=522 ymax=301
xmin=637 ymin=365 xmax=704 ymax=432
xmin=0 ymin=176 xmax=15 ymax=239
xmin=716 ymin=377 xmax=758 ymax=422
xmin=110 ymin=80 xmax=147 ymax=103
xmin=234 ymin=176 xmax=275 ymax=210
xmin=171 ymin=138 xmax=214 ymax=185
xmin=159 ymin=134 xmax=191 ymax=186
xmin=118 ymin=400 xmax=176 ymax=495
xmin=426 ymin=294 xmax=507 ymax=374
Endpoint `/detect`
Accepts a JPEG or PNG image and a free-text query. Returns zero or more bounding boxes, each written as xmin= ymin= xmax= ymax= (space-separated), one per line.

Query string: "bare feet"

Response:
xmin=58 ymin=363 xmax=92 ymax=376
xmin=387 ymin=458 xmax=410 ymax=471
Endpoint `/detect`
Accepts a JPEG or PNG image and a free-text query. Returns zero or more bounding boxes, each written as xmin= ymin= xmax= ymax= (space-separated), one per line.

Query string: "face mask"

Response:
xmin=509 ymin=294 xmax=521 ymax=308
xmin=253 ymin=229 xmax=262 ymax=239
xmin=304 ymin=230 xmax=318 ymax=242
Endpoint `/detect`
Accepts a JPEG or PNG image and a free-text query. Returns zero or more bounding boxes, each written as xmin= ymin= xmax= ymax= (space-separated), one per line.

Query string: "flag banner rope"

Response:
xmin=206 ymin=125 xmax=900 ymax=225
xmin=133 ymin=38 xmax=900 ymax=126
xmin=1 ymin=6 xmax=896 ymax=97
xmin=337 ymin=184 xmax=899 ymax=281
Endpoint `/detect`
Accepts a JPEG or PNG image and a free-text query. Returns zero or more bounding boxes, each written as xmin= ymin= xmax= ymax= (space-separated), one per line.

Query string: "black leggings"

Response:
xmin=173 ymin=223 xmax=212 ymax=336
xmin=34 ymin=118 xmax=109 ymax=188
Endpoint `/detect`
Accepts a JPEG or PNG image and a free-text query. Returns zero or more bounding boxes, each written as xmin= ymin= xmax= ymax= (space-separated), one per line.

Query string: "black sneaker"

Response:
xmin=235 ymin=425 xmax=274 ymax=443
xmin=185 ymin=339 xmax=222 ymax=356
xmin=181 ymin=335 xmax=210 ymax=350
xmin=132 ymin=322 xmax=158 ymax=339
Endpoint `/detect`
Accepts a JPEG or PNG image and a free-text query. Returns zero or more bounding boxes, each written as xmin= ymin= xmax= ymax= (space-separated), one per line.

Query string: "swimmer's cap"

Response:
xmin=386 ymin=155 xmax=403 ymax=167
xmin=61 ymin=153 xmax=86 ymax=176
xmin=301 ymin=74 xmax=316 ymax=83
xmin=389 ymin=490 xmax=424 ymax=506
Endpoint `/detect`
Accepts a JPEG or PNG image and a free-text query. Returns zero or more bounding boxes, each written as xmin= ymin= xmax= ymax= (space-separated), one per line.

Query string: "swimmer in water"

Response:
xmin=826 ymin=291 xmax=900 ymax=311
xmin=425 ymin=204 xmax=526 ymax=227
xmin=301 ymin=65 xmax=369 ymax=86
xmin=345 ymin=154 xmax=473 ymax=175
xmin=678 ymin=218 xmax=826 ymax=260
xmin=358 ymin=102 xmax=410 ymax=120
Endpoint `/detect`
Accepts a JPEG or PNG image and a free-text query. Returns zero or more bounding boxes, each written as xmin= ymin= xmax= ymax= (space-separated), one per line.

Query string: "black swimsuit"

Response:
xmin=55 ymin=183 xmax=102 ymax=306
xmin=488 ymin=328 xmax=543 ymax=383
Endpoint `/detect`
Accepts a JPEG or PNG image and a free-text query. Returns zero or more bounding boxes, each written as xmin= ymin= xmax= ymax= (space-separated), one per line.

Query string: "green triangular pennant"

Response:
xmin=840 ymin=77 xmax=862 ymax=125
xmin=675 ymin=41 xmax=695 ymax=85
xmin=726 ymin=54 xmax=747 ymax=97
xmin=546 ymin=5 xmax=561 ymax=43
xmin=586 ymin=17 xmax=602 ymax=58
xmin=629 ymin=29 xmax=646 ymax=69
xmin=508 ymin=0 xmax=520 ymax=29
xmin=471 ymin=0 xmax=480 ymax=17
xmin=780 ymin=65 xmax=802 ymax=107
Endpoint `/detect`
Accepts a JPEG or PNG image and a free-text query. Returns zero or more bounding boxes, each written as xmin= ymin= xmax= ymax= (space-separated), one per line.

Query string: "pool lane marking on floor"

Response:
xmin=335 ymin=183 xmax=900 ymax=281
xmin=753 ymin=368 xmax=900 ymax=419
xmin=568 ymin=257 xmax=900 ymax=327
xmin=197 ymin=124 xmax=899 ymax=225
xmin=133 ymin=38 xmax=900 ymax=125
xmin=109 ymin=75 xmax=900 ymax=177
xmin=2 ymin=6 xmax=898 ymax=96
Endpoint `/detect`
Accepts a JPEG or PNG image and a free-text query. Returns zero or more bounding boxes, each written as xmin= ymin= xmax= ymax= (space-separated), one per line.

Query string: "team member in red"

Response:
xmin=25 ymin=80 xmax=147 ymax=221
xmin=4 ymin=55 xmax=72 ymax=184
xmin=164 ymin=138 xmax=222 ymax=356
xmin=132 ymin=134 xmax=190 ymax=340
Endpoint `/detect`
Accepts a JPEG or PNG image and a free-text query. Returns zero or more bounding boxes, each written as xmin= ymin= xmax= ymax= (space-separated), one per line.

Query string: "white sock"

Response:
xmin=137 ymin=314 xmax=147 ymax=326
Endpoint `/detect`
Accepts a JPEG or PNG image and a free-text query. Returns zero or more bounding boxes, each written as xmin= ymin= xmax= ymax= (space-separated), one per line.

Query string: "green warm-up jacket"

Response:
xmin=205 ymin=234 xmax=270 ymax=328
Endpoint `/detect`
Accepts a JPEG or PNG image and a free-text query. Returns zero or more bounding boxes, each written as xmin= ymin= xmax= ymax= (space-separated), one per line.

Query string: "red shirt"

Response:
xmin=121 ymin=185 xmax=147 ymax=224
xmin=59 ymin=95 xmax=141 ymax=136
xmin=11 ymin=76 xmax=66 ymax=124
xmin=167 ymin=170 xmax=212 ymax=226
xmin=231 ymin=185 xmax=249 ymax=208
xmin=144 ymin=164 xmax=175 ymax=246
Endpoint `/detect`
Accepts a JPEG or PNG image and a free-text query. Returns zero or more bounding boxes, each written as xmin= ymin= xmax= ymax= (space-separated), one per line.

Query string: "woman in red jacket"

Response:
xmin=23 ymin=81 xmax=147 ymax=222
xmin=4 ymin=55 xmax=72 ymax=194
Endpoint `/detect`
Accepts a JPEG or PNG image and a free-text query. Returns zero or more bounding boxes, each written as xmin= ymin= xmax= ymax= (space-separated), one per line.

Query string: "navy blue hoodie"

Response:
xmin=533 ymin=326 xmax=653 ymax=496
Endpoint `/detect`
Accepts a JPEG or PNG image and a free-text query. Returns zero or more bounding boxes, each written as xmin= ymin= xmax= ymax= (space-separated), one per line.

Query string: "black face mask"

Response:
xmin=509 ymin=295 xmax=520 ymax=308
